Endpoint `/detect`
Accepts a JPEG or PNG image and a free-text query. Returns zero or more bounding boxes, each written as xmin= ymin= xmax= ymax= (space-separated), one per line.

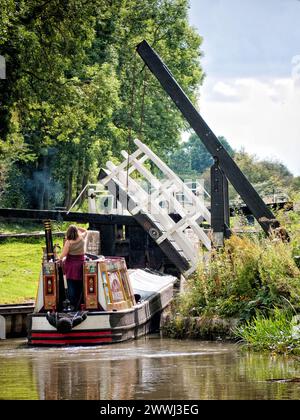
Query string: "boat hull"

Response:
xmin=27 ymin=282 xmax=173 ymax=346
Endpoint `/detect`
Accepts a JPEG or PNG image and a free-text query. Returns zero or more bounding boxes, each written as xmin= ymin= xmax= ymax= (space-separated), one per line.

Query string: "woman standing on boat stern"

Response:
xmin=59 ymin=225 xmax=88 ymax=310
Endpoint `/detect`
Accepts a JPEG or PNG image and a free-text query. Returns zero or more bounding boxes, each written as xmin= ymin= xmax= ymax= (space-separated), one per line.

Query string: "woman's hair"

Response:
xmin=66 ymin=225 xmax=79 ymax=241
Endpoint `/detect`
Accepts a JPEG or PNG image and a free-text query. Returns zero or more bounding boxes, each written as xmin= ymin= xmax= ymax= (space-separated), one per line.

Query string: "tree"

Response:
xmin=0 ymin=0 xmax=112 ymax=208
xmin=0 ymin=0 xmax=205 ymax=209
xmin=292 ymin=177 xmax=300 ymax=192
xmin=232 ymin=150 xmax=293 ymax=197
xmin=189 ymin=147 xmax=295 ymax=201
xmin=168 ymin=133 xmax=234 ymax=177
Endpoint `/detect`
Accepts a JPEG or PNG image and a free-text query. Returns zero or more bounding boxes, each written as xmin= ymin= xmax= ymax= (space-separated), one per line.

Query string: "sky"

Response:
xmin=188 ymin=0 xmax=300 ymax=176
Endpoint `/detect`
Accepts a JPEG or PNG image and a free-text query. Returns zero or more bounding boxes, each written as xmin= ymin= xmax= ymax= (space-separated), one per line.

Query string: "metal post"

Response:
xmin=0 ymin=315 xmax=6 ymax=339
xmin=223 ymin=170 xmax=231 ymax=239
xmin=211 ymin=161 xmax=225 ymax=246
xmin=210 ymin=159 xmax=231 ymax=246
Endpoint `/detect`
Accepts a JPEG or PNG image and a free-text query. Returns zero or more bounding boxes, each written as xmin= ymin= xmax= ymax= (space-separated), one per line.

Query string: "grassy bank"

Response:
xmin=0 ymin=237 xmax=65 ymax=304
xmin=0 ymin=221 xmax=88 ymax=304
xmin=0 ymin=239 xmax=44 ymax=304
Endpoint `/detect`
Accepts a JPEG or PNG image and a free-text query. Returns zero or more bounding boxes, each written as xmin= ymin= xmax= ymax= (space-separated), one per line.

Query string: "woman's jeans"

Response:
xmin=67 ymin=279 xmax=83 ymax=310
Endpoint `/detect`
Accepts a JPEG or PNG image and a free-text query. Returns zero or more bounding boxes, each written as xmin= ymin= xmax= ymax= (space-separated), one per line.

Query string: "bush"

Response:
xmin=177 ymin=234 xmax=300 ymax=321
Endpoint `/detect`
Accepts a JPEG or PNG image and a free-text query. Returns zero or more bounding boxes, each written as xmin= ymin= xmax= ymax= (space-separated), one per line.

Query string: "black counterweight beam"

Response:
xmin=136 ymin=40 xmax=279 ymax=235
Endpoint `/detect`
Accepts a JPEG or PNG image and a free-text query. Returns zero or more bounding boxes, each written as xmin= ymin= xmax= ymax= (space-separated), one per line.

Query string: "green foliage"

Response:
xmin=198 ymin=150 xmax=297 ymax=202
xmin=230 ymin=151 xmax=294 ymax=199
xmin=235 ymin=308 xmax=300 ymax=355
xmin=292 ymin=177 xmax=300 ymax=191
xmin=176 ymin=233 xmax=300 ymax=321
xmin=166 ymin=134 xmax=298 ymax=203
xmin=0 ymin=0 xmax=204 ymax=209
xmin=0 ymin=163 xmax=29 ymax=208
xmin=167 ymin=133 xmax=234 ymax=177
xmin=164 ymin=214 xmax=300 ymax=345
xmin=258 ymin=240 xmax=300 ymax=304
xmin=0 ymin=220 xmax=41 ymax=234
xmin=275 ymin=201 xmax=300 ymax=270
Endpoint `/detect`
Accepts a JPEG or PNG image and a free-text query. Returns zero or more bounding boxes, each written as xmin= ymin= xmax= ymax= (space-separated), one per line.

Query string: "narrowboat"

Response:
xmin=27 ymin=248 xmax=177 ymax=346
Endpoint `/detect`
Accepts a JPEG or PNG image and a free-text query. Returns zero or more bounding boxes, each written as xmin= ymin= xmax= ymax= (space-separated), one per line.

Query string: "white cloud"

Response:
xmin=213 ymin=81 xmax=239 ymax=99
xmin=292 ymin=55 xmax=300 ymax=88
xmin=198 ymin=76 xmax=300 ymax=176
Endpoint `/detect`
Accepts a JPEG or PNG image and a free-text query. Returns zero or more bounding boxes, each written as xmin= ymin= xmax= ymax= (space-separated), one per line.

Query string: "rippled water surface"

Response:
xmin=1 ymin=336 xmax=300 ymax=399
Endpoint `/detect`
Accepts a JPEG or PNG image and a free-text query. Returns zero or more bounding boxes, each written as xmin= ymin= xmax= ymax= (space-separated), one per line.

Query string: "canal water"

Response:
xmin=0 ymin=336 xmax=300 ymax=400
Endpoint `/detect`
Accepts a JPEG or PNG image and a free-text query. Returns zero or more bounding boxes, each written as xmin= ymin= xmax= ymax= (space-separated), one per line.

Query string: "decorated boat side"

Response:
xmin=27 ymin=227 xmax=177 ymax=346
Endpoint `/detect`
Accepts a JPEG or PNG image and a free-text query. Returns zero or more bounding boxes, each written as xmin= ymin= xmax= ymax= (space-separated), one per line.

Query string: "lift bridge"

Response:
xmin=89 ymin=138 xmax=211 ymax=277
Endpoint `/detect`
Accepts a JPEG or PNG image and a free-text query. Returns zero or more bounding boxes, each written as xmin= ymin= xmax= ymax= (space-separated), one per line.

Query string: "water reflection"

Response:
xmin=0 ymin=337 xmax=300 ymax=399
